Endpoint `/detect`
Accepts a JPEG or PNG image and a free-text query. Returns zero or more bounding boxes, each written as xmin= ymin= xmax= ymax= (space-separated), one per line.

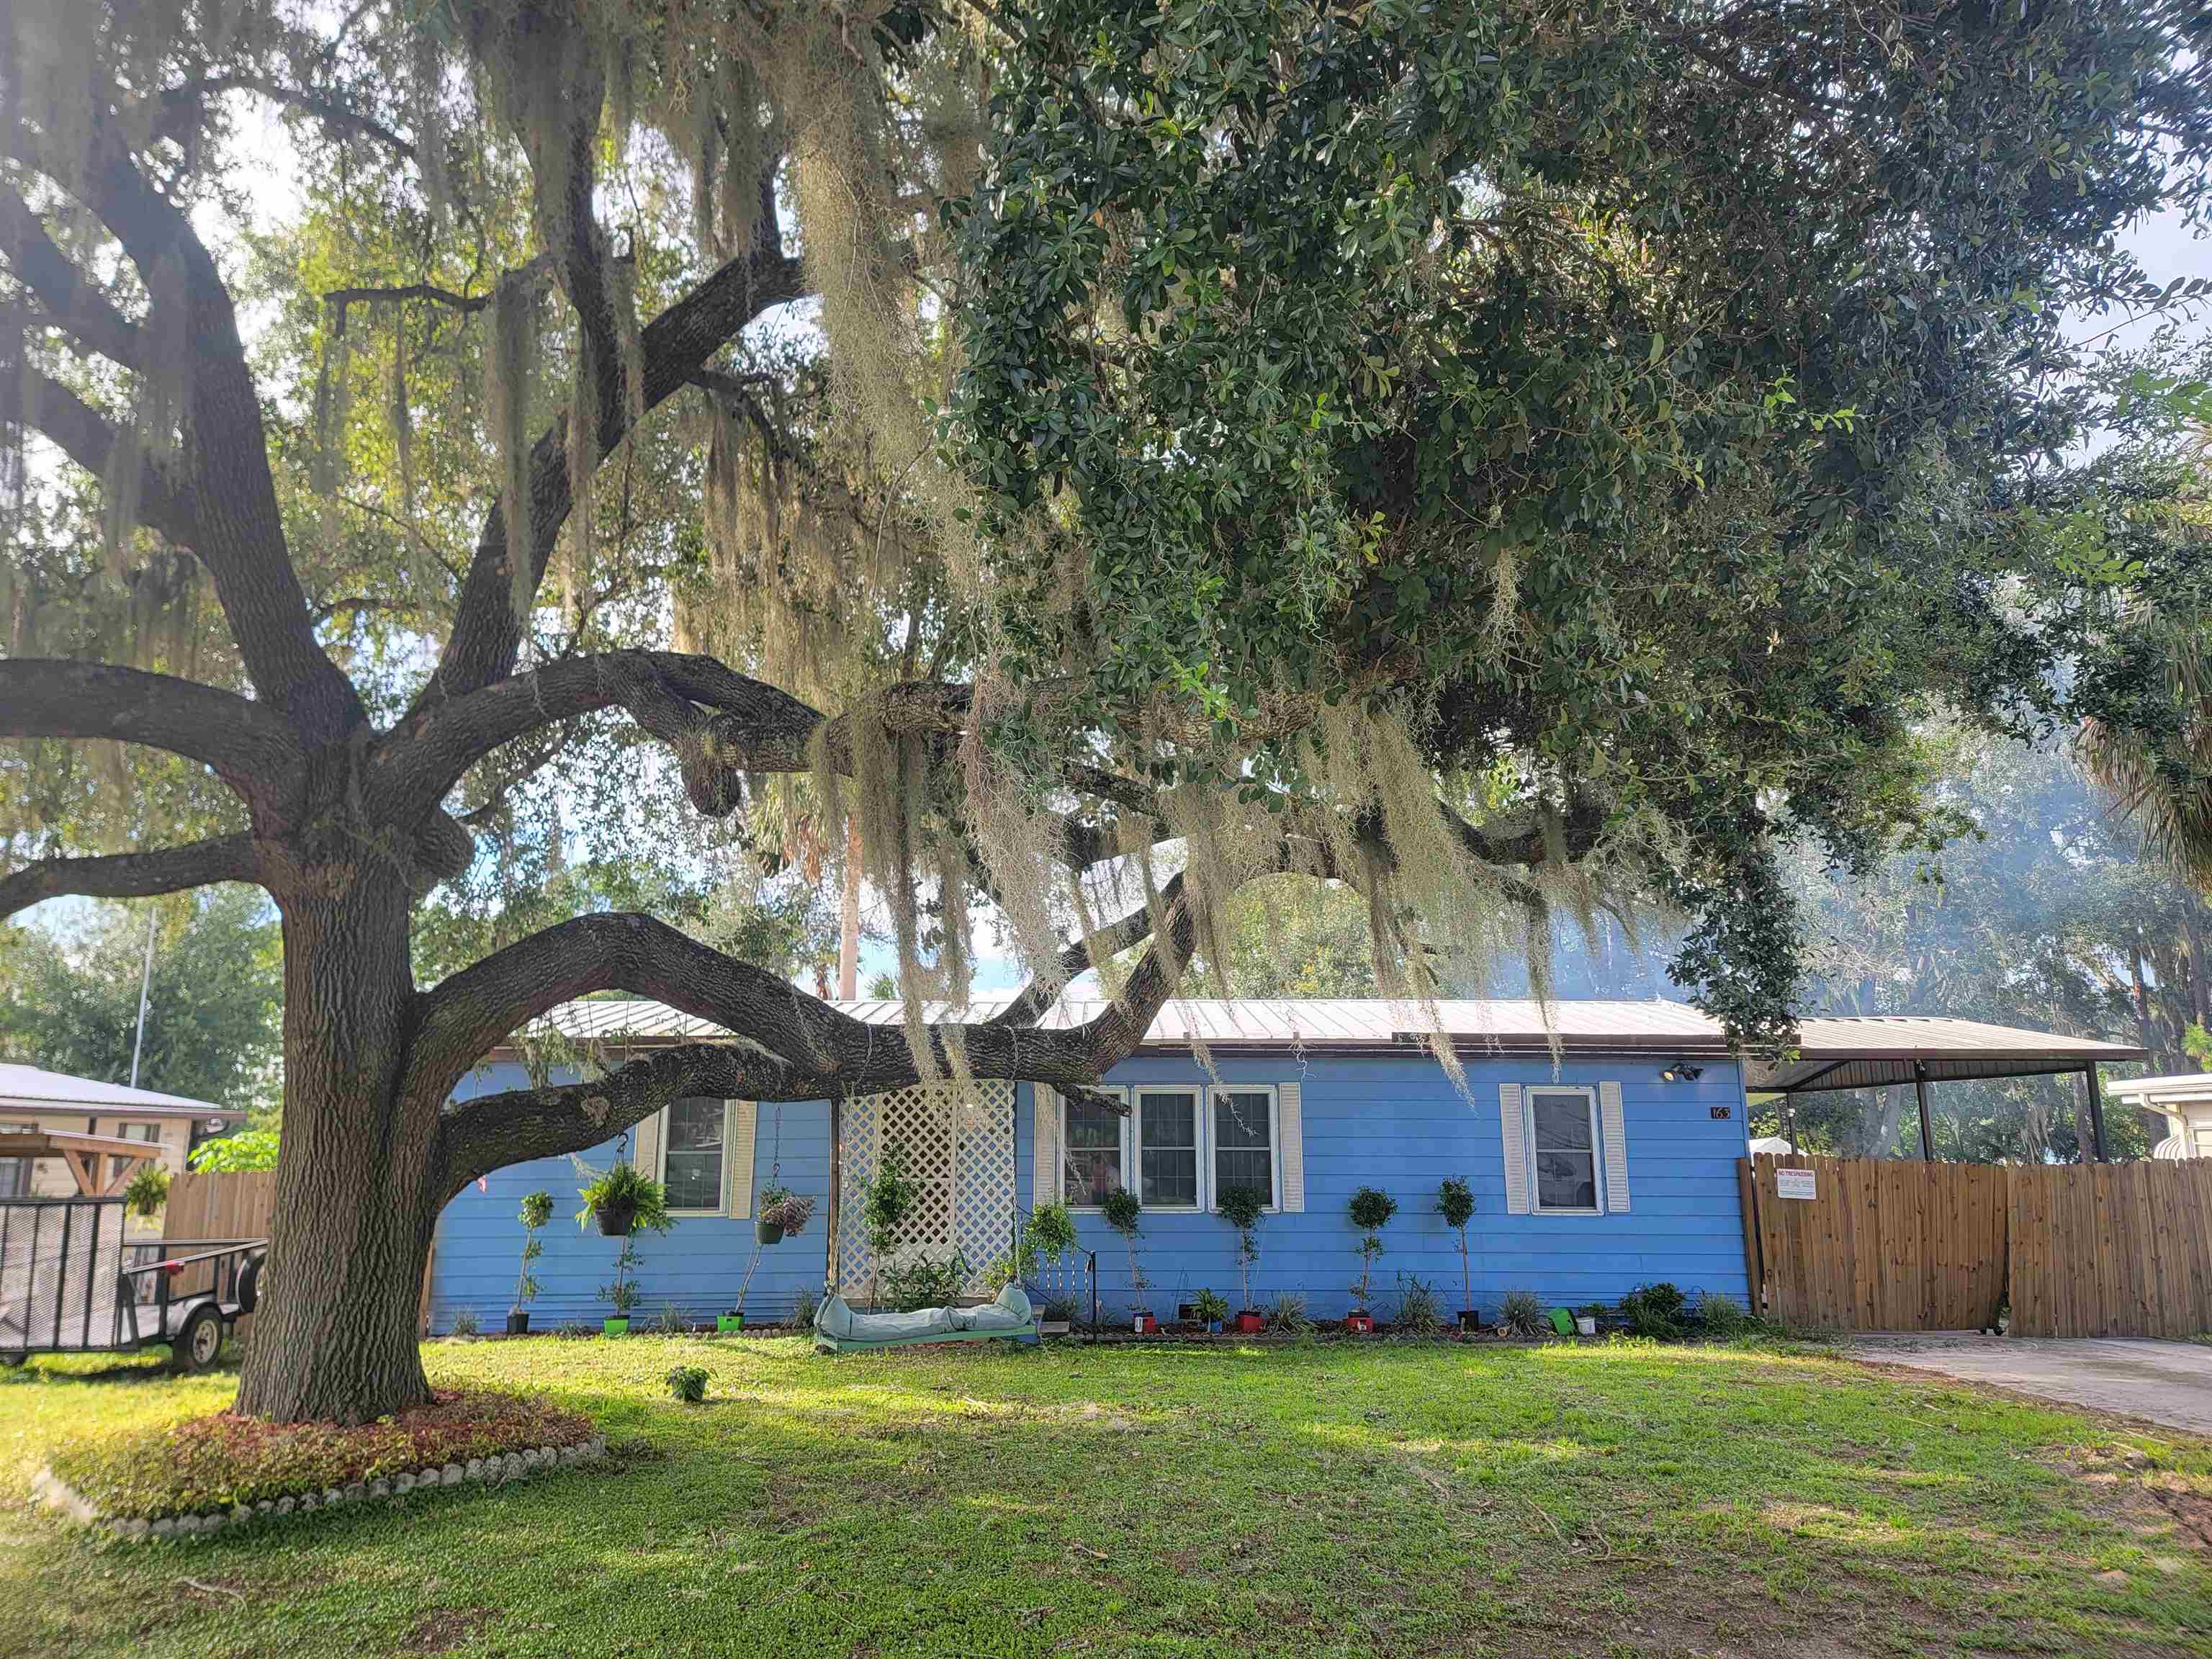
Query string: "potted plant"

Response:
xmin=863 ymin=1151 xmax=917 ymax=1310
xmin=1191 ymin=1288 xmax=1230 ymax=1335
xmin=122 ymin=1161 xmax=170 ymax=1224
xmin=1217 ymin=1184 xmax=1269 ymax=1334
xmin=1026 ymin=1201 xmax=1077 ymax=1333
xmin=1437 ymin=1176 xmax=1477 ymax=1332
xmin=727 ymin=1188 xmax=816 ymax=1330
xmin=1100 ymin=1187 xmax=1153 ymax=1332
xmin=577 ymin=1159 xmax=670 ymax=1238
xmin=1345 ymin=1185 xmax=1397 ymax=1334
xmin=580 ymin=1160 xmax=671 ymax=1334
xmin=508 ymin=1189 xmax=553 ymax=1334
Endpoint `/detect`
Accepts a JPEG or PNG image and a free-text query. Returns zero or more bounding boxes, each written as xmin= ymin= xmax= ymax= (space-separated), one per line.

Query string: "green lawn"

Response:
xmin=3 ymin=1335 xmax=2210 ymax=1657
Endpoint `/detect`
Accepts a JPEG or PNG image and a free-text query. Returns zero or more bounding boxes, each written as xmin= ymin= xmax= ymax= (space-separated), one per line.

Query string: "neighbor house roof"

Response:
xmin=2104 ymin=1072 xmax=2212 ymax=1108
xmin=0 ymin=1062 xmax=237 ymax=1120
xmin=507 ymin=997 xmax=2140 ymax=1084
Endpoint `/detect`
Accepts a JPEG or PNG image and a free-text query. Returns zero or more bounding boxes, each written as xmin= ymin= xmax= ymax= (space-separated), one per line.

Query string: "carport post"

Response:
xmin=1912 ymin=1061 xmax=1934 ymax=1162
xmin=2082 ymin=1064 xmax=2108 ymax=1164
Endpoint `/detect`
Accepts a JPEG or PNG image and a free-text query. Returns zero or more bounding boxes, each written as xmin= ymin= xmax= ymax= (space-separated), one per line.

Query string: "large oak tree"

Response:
xmin=1 ymin=0 xmax=2205 ymax=1422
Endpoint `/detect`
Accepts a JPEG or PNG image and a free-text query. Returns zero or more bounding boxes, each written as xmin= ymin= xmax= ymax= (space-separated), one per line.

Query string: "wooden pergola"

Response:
xmin=0 ymin=1128 xmax=163 ymax=1197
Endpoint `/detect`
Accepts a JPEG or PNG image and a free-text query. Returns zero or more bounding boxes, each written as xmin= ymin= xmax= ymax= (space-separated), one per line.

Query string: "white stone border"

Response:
xmin=32 ymin=1434 xmax=607 ymax=1542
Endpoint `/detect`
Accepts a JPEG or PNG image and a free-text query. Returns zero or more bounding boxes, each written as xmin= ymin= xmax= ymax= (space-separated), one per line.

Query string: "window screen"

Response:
xmin=1063 ymin=1092 xmax=1125 ymax=1205
xmin=1213 ymin=1089 xmax=1274 ymax=1208
xmin=663 ymin=1097 xmax=726 ymax=1211
xmin=1529 ymin=1089 xmax=1599 ymax=1211
xmin=1138 ymin=1089 xmax=1200 ymax=1208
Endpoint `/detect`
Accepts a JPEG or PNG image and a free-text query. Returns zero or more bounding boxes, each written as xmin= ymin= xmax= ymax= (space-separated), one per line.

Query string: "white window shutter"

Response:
xmin=1599 ymin=1080 xmax=1630 ymax=1213
xmin=726 ymin=1101 xmax=757 ymax=1218
xmin=631 ymin=1107 xmax=661 ymax=1179
xmin=1278 ymin=1080 xmax=1305 ymax=1211
xmin=1032 ymin=1086 xmax=1060 ymax=1205
xmin=1499 ymin=1084 xmax=1529 ymax=1215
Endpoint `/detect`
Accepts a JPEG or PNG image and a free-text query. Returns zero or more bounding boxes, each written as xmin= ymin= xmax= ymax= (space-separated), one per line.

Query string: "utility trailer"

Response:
xmin=0 ymin=1194 xmax=266 ymax=1371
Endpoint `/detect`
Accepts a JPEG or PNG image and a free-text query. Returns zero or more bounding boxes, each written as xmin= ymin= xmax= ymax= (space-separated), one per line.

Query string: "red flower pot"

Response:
xmin=1344 ymin=1311 xmax=1375 ymax=1335
xmin=1234 ymin=1310 xmax=1264 ymax=1334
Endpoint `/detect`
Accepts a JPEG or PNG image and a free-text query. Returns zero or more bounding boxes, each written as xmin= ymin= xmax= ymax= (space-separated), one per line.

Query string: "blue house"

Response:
xmin=428 ymin=998 xmax=2135 ymax=1331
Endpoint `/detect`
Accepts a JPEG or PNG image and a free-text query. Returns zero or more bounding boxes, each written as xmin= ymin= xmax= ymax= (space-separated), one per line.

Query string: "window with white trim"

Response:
xmin=1527 ymin=1087 xmax=1601 ymax=1213
xmin=1136 ymin=1088 xmax=1201 ymax=1209
xmin=1061 ymin=1087 xmax=1126 ymax=1207
xmin=1210 ymin=1087 xmax=1279 ymax=1210
xmin=661 ymin=1097 xmax=727 ymax=1213
xmin=117 ymin=1121 xmax=161 ymax=1143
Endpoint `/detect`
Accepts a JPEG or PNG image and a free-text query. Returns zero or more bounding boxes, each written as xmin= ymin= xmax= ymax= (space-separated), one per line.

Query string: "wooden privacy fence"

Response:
xmin=1740 ymin=1154 xmax=2212 ymax=1337
xmin=1741 ymin=1155 xmax=2009 ymax=1331
xmin=2008 ymin=1161 xmax=2212 ymax=1339
xmin=162 ymin=1169 xmax=276 ymax=1344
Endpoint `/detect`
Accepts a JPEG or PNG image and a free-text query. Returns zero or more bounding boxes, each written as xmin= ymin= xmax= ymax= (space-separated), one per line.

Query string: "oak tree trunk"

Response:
xmin=233 ymin=858 xmax=441 ymax=1423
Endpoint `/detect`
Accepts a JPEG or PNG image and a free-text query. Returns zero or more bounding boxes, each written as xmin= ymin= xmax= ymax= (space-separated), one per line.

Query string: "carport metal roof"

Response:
xmin=1742 ymin=1017 xmax=2144 ymax=1095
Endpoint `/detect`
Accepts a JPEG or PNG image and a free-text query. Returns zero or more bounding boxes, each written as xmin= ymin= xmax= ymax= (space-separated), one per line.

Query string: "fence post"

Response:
xmin=1913 ymin=1062 xmax=1934 ymax=1161
xmin=2082 ymin=1064 xmax=2108 ymax=1163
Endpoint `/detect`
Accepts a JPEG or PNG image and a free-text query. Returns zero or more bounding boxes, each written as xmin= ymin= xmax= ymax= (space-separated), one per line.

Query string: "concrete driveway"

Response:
xmin=1853 ymin=1334 xmax=2212 ymax=1436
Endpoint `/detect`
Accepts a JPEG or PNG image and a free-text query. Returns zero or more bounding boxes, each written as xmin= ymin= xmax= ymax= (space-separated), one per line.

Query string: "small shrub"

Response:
xmin=1620 ymin=1282 xmax=1688 ymax=1339
xmin=1100 ymin=1187 xmax=1148 ymax=1309
xmin=665 ymin=1366 xmax=709 ymax=1404
xmin=1393 ymin=1274 xmax=1442 ymax=1336
xmin=1265 ymin=1293 xmax=1310 ymax=1334
xmin=1346 ymin=1186 xmax=1397 ymax=1310
xmin=1499 ymin=1290 xmax=1545 ymax=1340
xmin=1191 ymin=1288 xmax=1231 ymax=1325
xmin=790 ymin=1284 xmax=822 ymax=1331
xmin=882 ymin=1252 xmax=967 ymax=1312
xmin=655 ymin=1302 xmax=685 ymax=1336
xmin=1697 ymin=1291 xmax=1755 ymax=1339
xmin=448 ymin=1308 xmax=480 ymax=1339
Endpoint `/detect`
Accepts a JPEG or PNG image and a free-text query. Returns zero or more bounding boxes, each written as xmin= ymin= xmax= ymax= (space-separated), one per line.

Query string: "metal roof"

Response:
xmin=1743 ymin=1017 xmax=2144 ymax=1095
xmin=0 ymin=1062 xmax=236 ymax=1118
xmin=511 ymin=997 xmax=2139 ymax=1081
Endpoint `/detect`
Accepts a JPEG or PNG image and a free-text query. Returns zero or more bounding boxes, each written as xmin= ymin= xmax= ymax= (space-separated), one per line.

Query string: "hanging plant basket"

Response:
xmin=756 ymin=1216 xmax=784 ymax=1246
xmin=595 ymin=1198 xmax=637 ymax=1237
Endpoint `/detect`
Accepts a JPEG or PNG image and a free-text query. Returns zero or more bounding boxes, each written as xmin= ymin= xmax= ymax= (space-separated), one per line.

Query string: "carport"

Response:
xmin=1744 ymin=1015 xmax=2145 ymax=1162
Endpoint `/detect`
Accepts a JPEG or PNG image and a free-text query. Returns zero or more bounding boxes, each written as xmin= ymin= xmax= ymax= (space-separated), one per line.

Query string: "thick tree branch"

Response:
xmin=426 ymin=883 xmax=1203 ymax=1184
xmin=418 ymin=237 xmax=806 ymax=709
xmin=367 ymin=649 xmax=823 ymax=825
xmin=0 ymin=184 xmax=143 ymax=367
xmin=158 ymin=75 xmax=419 ymax=160
xmin=0 ymin=660 xmax=307 ymax=813
xmin=31 ymin=120 xmax=367 ymax=743
xmin=0 ymin=835 xmax=258 ymax=923
xmin=22 ymin=372 xmax=197 ymax=544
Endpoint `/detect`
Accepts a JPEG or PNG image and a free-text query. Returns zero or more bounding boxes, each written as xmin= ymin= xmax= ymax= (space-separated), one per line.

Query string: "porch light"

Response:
xmin=1660 ymin=1059 xmax=1704 ymax=1082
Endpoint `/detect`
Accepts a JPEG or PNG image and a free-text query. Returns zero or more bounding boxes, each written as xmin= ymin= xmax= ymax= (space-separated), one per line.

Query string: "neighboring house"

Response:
xmin=2105 ymin=1074 xmax=2212 ymax=1160
xmin=0 ymin=1064 xmax=242 ymax=1201
xmin=427 ymin=999 xmax=2138 ymax=1331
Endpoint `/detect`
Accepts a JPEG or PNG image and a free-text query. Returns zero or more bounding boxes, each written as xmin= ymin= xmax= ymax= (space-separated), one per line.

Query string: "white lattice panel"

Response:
xmin=835 ymin=1080 xmax=1015 ymax=1305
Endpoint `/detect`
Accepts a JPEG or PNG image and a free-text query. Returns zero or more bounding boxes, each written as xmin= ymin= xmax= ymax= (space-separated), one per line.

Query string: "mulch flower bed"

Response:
xmin=41 ymin=1388 xmax=599 ymax=1535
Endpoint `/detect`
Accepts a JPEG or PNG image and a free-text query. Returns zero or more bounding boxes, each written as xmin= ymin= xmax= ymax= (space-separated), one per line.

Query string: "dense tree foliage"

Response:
xmin=0 ymin=887 xmax=279 ymax=1110
xmin=1 ymin=1 xmax=2206 ymax=1421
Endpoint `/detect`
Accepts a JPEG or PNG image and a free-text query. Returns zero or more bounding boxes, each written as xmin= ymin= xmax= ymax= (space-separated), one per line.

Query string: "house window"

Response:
xmin=117 ymin=1122 xmax=161 ymax=1143
xmin=1210 ymin=1087 xmax=1278 ymax=1210
xmin=1136 ymin=1089 xmax=1201 ymax=1209
xmin=1528 ymin=1087 xmax=1601 ymax=1213
xmin=1061 ymin=1088 xmax=1125 ymax=1207
xmin=662 ymin=1097 xmax=727 ymax=1213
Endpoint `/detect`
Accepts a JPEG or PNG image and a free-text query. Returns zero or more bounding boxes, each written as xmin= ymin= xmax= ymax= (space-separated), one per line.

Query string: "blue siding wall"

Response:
xmin=1017 ymin=1053 xmax=1753 ymax=1322
xmin=428 ymin=1061 xmax=832 ymax=1332
xmin=429 ymin=1048 xmax=1750 ymax=1332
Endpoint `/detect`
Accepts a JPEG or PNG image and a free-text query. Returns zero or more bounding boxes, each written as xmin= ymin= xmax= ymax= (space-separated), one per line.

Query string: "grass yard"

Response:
xmin=3 ymin=1335 xmax=2211 ymax=1658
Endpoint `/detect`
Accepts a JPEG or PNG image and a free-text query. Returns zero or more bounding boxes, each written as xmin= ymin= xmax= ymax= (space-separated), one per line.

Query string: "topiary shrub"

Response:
xmin=665 ymin=1366 xmax=709 ymax=1404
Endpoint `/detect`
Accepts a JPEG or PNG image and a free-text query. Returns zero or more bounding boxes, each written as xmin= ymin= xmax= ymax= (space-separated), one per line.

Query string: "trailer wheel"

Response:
xmin=172 ymin=1305 xmax=223 ymax=1373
